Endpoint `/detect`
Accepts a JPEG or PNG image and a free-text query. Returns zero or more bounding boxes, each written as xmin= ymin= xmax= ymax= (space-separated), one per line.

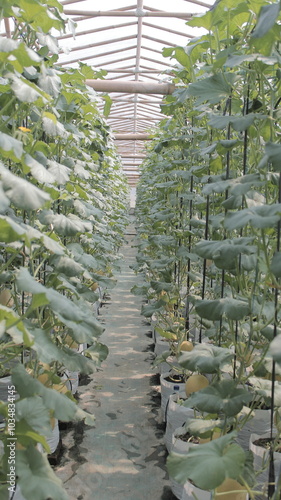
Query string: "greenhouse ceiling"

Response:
xmin=4 ymin=0 xmax=214 ymax=185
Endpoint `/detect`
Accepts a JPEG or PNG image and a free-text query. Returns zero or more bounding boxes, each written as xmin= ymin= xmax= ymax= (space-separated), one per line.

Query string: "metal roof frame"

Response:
xmin=2 ymin=0 xmax=214 ymax=186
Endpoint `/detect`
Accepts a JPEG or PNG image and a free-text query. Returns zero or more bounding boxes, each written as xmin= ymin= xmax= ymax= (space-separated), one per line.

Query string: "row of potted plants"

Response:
xmin=135 ymin=0 xmax=281 ymax=498
xmin=0 ymin=1 xmax=129 ymax=499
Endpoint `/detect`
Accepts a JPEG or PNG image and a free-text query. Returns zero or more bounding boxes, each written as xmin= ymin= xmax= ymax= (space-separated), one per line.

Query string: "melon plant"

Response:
xmin=136 ymin=0 xmax=281 ymax=495
xmin=0 ymin=1 xmax=129 ymax=498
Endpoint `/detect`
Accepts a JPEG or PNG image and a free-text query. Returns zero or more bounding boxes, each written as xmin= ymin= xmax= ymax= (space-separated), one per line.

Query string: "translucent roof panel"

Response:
xmin=39 ymin=1 xmax=219 ymax=184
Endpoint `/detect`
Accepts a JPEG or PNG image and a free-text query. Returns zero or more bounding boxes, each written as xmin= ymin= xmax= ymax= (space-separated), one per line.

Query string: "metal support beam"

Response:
xmin=58 ymin=21 xmax=137 ymax=40
xmin=4 ymin=18 xmax=11 ymax=38
xmin=64 ymin=9 xmax=193 ymax=19
xmin=115 ymin=133 xmax=151 ymax=140
xmin=85 ymin=79 xmax=175 ymax=95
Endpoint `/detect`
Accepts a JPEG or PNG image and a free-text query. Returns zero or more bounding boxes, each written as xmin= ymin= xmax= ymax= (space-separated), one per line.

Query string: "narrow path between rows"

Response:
xmin=56 ymin=219 xmax=175 ymax=500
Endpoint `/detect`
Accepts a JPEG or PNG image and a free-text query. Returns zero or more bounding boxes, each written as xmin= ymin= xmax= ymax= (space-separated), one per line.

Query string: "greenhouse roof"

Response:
xmin=4 ymin=0 xmax=214 ymax=185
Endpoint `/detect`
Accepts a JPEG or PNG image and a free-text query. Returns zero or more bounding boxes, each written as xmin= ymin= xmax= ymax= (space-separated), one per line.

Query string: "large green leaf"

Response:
xmin=0 ymin=306 xmax=33 ymax=346
xmin=84 ymin=342 xmax=109 ymax=367
xmin=195 ymin=238 xmax=255 ymax=270
xmin=47 ymin=160 xmax=71 ymax=184
xmin=16 ymin=268 xmax=104 ymax=341
xmin=195 ymin=297 xmax=250 ymax=321
xmin=179 ymin=344 xmax=233 ymax=373
xmin=186 ymin=73 xmax=237 ymax=105
xmin=225 ymin=52 xmax=280 ymax=68
xmin=50 ymin=255 xmax=84 ymax=277
xmin=202 ymin=173 xmax=261 ymax=196
xmin=0 ymin=216 xmax=27 ymax=243
xmin=0 ymin=183 xmax=10 ymax=212
xmin=24 ymin=154 xmax=56 ymax=184
xmin=29 ymin=327 xmax=99 ymax=374
xmin=10 ymin=74 xmax=48 ymax=104
xmin=0 ymin=164 xmax=50 ymax=210
xmin=270 ymin=252 xmax=281 ymax=278
xmin=167 ymin=432 xmax=245 ymax=489
xmin=38 ymin=210 xmax=87 ymax=236
xmin=42 ymin=113 xmax=69 ymax=139
xmin=259 ymin=142 xmax=281 ymax=172
xmin=251 ymin=2 xmax=280 ymax=39
xmin=16 ymin=396 xmax=52 ymax=437
xmin=17 ymin=447 xmax=69 ymax=500
xmin=150 ymin=280 xmax=173 ymax=292
xmin=0 ymin=133 xmax=23 ymax=161
xmin=12 ymin=364 xmax=95 ymax=424
xmin=224 ymin=204 xmax=281 ymax=230
xmin=183 ymin=379 xmax=252 ymax=416
xmin=269 ymin=335 xmax=281 ymax=368
xmin=183 ymin=417 xmax=225 ymax=437
xmin=209 ymin=113 xmax=260 ymax=131
xmin=141 ymin=299 xmax=166 ymax=317
xmin=25 ymin=225 xmax=65 ymax=255
xmin=248 ymin=376 xmax=281 ymax=406
xmin=38 ymin=68 xmax=61 ymax=97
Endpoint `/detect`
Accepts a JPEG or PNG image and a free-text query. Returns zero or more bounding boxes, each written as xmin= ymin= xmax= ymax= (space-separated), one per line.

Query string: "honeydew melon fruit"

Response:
xmin=179 ymin=340 xmax=194 ymax=352
xmin=0 ymin=289 xmax=14 ymax=307
xmin=214 ymin=478 xmax=247 ymax=500
xmin=185 ymin=374 xmax=209 ymax=397
xmin=64 ymin=334 xmax=79 ymax=350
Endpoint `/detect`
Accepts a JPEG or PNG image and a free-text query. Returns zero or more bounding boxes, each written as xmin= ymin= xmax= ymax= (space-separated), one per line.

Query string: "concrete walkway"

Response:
xmin=56 ymin=220 xmax=175 ymax=500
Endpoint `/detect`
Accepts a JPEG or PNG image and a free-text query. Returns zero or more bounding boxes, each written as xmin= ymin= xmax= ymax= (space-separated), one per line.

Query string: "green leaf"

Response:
xmin=195 ymin=238 xmax=256 ymax=270
xmin=50 ymin=255 xmax=84 ymax=277
xmin=260 ymin=325 xmax=281 ymax=341
xmin=103 ymin=94 xmax=112 ymax=117
xmin=17 ymin=447 xmax=69 ymax=500
xmin=195 ymin=297 xmax=250 ymax=321
xmin=141 ymin=299 xmax=166 ymax=317
xmin=209 ymin=113 xmax=257 ymax=131
xmin=0 ymin=183 xmax=10 ymax=212
xmin=47 ymin=160 xmax=71 ymax=184
xmin=30 ymin=327 xmax=99 ymax=374
xmin=251 ymin=2 xmax=280 ymax=39
xmin=269 ymin=335 xmax=281 ymax=366
xmin=183 ymin=417 xmax=224 ymax=437
xmin=16 ymin=396 xmax=52 ymax=437
xmin=150 ymin=280 xmax=173 ymax=293
xmin=0 ymin=133 xmax=23 ymax=161
xmin=248 ymin=376 xmax=281 ymax=406
xmin=16 ymin=268 xmax=104 ymax=342
xmin=224 ymin=204 xmax=281 ymax=230
xmin=25 ymin=225 xmax=65 ymax=255
xmin=37 ymin=34 xmax=59 ymax=55
xmin=12 ymin=364 xmax=95 ymax=424
xmin=0 ymin=306 xmax=33 ymax=345
xmin=179 ymin=344 xmax=233 ymax=374
xmin=270 ymin=252 xmax=281 ymax=278
xmin=183 ymin=379 xmax=252 ymax=416
xmin=38 ymin=210 xmax=86 ymax=236
xmin=259 ymin=142 xmax=281 ymax=172
xmin=24 ymin=154 xmax=56 ymax=184
xmin=225 ymin=53 xmax=279 ymax=68
xmin=10 ymin=74 xmax=48 ymax=103
xmin=167 ymin=432 xmax=245 ymax=490
xmin=84 ymin=342 xmax=109 ymax=367
xmin=186 ymin=73 xmax=237 ymax=105
xmin=0 ymin=164 xmax=50 ymax=210
xmin=0 ymin=216 xmax=26 ymax=243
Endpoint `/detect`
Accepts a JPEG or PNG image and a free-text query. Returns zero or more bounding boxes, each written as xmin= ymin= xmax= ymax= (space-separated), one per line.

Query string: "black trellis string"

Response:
xmin=199 ymin=192 xmax=210 ymax=344
xmin=268 ymin=174 xmax=281 ymax=499
xmin=185 ymin=174 xmax=193 ymax=336
xmin=234 ymin=90 xmax=249 ymax=378
xmin=219 ymin=98 xmax=232 ymax=347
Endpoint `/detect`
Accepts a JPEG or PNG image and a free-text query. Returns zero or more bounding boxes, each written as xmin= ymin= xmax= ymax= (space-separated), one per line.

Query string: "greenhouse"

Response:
xmin=0 ymin=0 xmax=281 ymax=499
